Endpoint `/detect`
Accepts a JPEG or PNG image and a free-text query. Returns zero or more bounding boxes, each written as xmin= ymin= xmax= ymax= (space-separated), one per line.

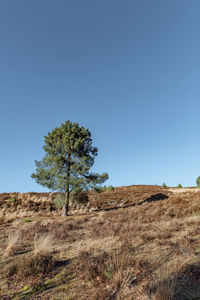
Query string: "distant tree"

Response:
xmin=196 ymin=176 xmax=200 ymax=187
xmin=177 ymin=183 xmax=182 ymax=188
xmin=31 ymin=121 xmax=108 ymax=216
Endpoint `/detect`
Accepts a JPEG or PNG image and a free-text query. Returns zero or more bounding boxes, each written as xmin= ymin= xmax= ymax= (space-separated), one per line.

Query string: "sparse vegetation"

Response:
xmin=162 ymin=183 xmax=167 ymax=189
xmin=5 ymin=233 xmax=55 ymax=279
xmin=5 ymin=253 xmax=55 ymax=278
xmin=177 ymin=184 xmax=182 ymax=188
xmin=0 ymin=185 xmax=200 ymax=299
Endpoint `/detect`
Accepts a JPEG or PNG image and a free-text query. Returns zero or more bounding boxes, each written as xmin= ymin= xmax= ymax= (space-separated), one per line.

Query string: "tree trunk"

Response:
xmin=63 ymin=188 xmax=70 ymax=216
xmin=63 ymin=154 xmax=71 ymax=216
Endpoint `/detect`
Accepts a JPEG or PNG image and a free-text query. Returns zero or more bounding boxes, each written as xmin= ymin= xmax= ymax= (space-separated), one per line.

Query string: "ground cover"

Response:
xmin=0 ymin=185 xmax=199 ymax=299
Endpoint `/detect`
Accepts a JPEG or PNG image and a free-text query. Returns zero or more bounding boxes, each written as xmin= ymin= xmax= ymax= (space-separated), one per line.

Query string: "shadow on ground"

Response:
xmin=137 ymin=193 xmax=169 ymax=205
xmin=98 ymin=193 xmax=169 ymax=213
xmin=1 ymin=259 xmax=74 ymax=300
xmin=147 ymin=262 xmax=200 ymax=300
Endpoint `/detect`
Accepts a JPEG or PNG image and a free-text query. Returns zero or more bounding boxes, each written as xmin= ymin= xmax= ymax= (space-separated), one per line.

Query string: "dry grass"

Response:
xmin=33 ymin=234 xmax=53 ymax=256
xmin=5 ymin=230 xmax=21 ymax=257
xmin=5 ymin=253 xmax=55 ymax=279
xmin=0 ymin=185 xmax=200 ymax=299
xmin=4 ymin=233 xmax=55 ymax=280
xmin=149 ymin=280 xmax=175 ymax=300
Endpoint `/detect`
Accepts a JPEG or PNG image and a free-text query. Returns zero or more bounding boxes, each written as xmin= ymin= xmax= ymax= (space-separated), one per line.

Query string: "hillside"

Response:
xmin=0 ymin=185 xmax=200 ymax=299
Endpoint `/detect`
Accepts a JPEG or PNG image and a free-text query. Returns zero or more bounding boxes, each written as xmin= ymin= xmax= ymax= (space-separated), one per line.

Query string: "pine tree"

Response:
xmin=31 ymin=121 xmax=108 ymax=216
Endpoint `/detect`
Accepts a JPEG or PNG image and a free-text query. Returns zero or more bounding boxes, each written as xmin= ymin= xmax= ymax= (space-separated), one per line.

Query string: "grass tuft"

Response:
xmin=5 ymin=231 xmax=21 ymax=257
xmin=33 ymin=234 xmax=53 ymax=256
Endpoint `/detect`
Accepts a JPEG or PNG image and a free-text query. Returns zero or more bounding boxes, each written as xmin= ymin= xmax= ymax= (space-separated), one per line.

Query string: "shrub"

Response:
xmin=22 ymin=254 xmax=54 ymax=276
xmin=24 ymin=218 xmax=32 ymax=223
xmin=106 ymin=185 xmax=114 ymax=191
xmin=5 ymin=233 xmax=54 ymax=278
xmin=5 ymin=254 xmax=55 ymax=278
xmin=177 ymin=184 xmax=182 ymax=188
xmin=54 ymin=193 xmax=66 ymax=209
xmin=94 ymin=185 xmax=114 ymax=192
xmin=77 ymin=251 xmax=110 ymax=282
xmin=10 ymin=196 xmax=16 ymax=202
xmin=94 ymin=186 xmax=104 ymax=193
xmin=103 ymin=185 xmax=107 ymax=191
xmin=104 ymin=264 xmax=113 ymax=280
xmin=54 ymin=191 xmax=89 ymax=209
xmin=70 ymin=189 xmax=89 ymax=205
xmin=162 ymin=183 xmax=167 ymax=189
xmin=6 ymin=262 xmax=18 ymax=277
xmin=196 ymin=176 xmax=200 ymax=187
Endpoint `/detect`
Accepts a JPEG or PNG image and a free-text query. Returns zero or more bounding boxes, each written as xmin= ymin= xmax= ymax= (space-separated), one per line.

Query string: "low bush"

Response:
xmin=5 ymin=254 xmax=55 ymax=278
xmin=70 ymin=190 xmax=89 ymax=204
xmin=106 ymin=185 xmax=114 ymax=191
xmin=10 ymin=196 xmax=16 ymax=203
xmin=54 ymin=193 xmax=66 ymax=209
xmin=5 ymin=234 xmax=54 ymax=278
xmin=94 ymin=186 xmax=104 ymax=193
xmin=76 ymin=248 xmax=151 ymax=299
xmin=24 ymin=218 xmax=32 ymax=223
xmin=54 ymin=191 xmax=89 ymax=209
xmin=50 ymin=221 xmax=82 ymax=242
xmin=76 ymin=250 xmax=111 ymax=282
xmin=94 ymin=185 xmax=114 ymax=193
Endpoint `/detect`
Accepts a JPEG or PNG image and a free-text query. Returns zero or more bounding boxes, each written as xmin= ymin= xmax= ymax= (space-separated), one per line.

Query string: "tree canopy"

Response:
xmin=196 ymin=176 xmax=200 ymax=187
xmin=31 ymin=121 xmax=108 ymax=215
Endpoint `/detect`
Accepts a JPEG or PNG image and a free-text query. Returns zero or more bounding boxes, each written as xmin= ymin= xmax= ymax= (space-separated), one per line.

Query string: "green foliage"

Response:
xmin=162 ymin=183 xmax=167 ymax=189
xmin=94 ymin=186 xmax=104 ymax=193
xmin=24 ymin=219 xmax=32 ymax=223
xmin=54 ymin=193 xmax=66 ymax=209
xmin=54 ymin=191 xmax=89 ymax=209
xmin=196 ymin=176 xmax=200 ymax=187
xmin=70 ymin=189 xmax=89 ymax=205
xmin=10 ymin=196 xmax=16 ymax=202
xmin=104 ymin=264 xmax=113 ymax=280
xmin=177 ymin=184 xmax=182 ymax=188
xmin=31 ymin=120 xmax=108 ymax=215
xmin=94 ymin=185 xmax=114 ymax=193
xmin=106 ymin=185 xmax=114 ymax=191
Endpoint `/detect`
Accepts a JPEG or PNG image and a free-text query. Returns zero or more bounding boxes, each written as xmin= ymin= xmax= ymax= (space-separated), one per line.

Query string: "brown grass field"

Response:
xmin=0 ymin=185 xmax=200 ymax=299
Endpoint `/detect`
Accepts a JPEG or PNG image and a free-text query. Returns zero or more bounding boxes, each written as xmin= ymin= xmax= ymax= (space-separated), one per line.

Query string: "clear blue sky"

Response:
xmin=1 ymin=0 xmax=200 ymax=192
